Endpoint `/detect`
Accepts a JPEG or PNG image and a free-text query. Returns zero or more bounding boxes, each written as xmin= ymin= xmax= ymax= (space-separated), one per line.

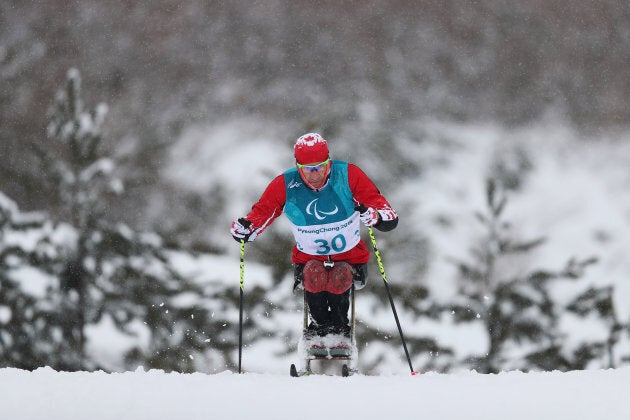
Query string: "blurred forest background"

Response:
xmin=2 ymin=0 xmax=630 ymax=374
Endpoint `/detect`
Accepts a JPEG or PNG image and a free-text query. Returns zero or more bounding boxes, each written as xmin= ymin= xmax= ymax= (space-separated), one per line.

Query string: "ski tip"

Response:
xmin=290 ymin=364 xmax=299 ymax=377
xmin=411 ymin=370 xmax=420 ymax=376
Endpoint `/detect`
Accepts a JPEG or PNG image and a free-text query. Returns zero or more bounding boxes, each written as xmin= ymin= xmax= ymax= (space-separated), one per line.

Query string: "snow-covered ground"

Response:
xmin=1 ymin=366 xmax=628 ymax=420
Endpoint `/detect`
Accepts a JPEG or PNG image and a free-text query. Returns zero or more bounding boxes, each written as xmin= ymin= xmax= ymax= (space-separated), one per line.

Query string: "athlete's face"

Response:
xmin=297 ymin=159 xmax=330 ymax=189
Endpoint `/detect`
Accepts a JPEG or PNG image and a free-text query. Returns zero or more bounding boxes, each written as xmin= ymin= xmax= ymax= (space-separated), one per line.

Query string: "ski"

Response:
xmin=290 ymin=360 xmax=357 ymax=377
xmin=342 ymin=364 xmax=357 ymax=377
xmin=290 ymin=334 xmax=358 ymax=377
xmin=290 ymin=363 xmax=304 ymax=377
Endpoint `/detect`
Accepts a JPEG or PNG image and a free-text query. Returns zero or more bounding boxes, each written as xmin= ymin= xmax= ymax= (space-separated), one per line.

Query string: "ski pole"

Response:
xmin=367 ymin=226 xmax=418 ymax=375
xmin=238 ymin=239 xmax=245 ymax=374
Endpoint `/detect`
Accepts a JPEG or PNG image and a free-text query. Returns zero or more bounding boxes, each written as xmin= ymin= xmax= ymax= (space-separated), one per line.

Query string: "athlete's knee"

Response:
xmin=302 ymin=260 xmax=328 ymax=293
xmin=328 ymin=262 xmax=354 ymax=294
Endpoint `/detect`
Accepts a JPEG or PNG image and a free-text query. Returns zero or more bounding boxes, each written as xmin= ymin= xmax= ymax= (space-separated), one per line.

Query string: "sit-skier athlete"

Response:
xmin=230 ymin=133 xmax=398 ymax=339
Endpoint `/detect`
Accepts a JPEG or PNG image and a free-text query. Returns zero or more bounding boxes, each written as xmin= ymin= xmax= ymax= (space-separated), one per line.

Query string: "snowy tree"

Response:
xmin=450 ymin=178 xmax=597 ymax=373
xmin=0 ymin=193 xmax=69 ymax=368
xmin=34 ymin=69 xmax=219 ymax=371
xmin=565 ymin=285 xmax=630 ymax=369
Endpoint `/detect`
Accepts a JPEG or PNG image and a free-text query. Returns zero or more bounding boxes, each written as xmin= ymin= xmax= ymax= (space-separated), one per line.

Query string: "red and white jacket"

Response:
xmin=243 ymin=162 xmax=397 ymax=265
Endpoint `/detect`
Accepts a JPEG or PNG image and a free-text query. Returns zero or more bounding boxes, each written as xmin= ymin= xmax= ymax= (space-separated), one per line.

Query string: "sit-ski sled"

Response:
xmin=290 ymin=286 xmax=358 ymax=377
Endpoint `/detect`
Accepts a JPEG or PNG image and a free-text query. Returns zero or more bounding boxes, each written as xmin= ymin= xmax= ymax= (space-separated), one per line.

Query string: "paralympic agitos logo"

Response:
xmin=306 ymin=198 xmax=338 ymax=220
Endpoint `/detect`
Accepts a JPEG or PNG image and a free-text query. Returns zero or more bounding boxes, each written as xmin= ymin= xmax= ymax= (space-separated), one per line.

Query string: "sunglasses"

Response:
xmin=296 ymin=158 xmax=330 ymax=173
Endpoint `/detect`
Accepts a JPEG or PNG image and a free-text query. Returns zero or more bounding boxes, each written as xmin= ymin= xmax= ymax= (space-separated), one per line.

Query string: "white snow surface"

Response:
xmin=1 ymin=366 xmax=628 ymax=420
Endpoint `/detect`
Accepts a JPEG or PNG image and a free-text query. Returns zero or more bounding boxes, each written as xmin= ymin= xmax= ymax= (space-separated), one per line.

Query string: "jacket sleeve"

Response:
xmin=244 ymin=174 xmax=286 ymax=239
xmin=348 ymin=163 xmax=398 ymax=232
